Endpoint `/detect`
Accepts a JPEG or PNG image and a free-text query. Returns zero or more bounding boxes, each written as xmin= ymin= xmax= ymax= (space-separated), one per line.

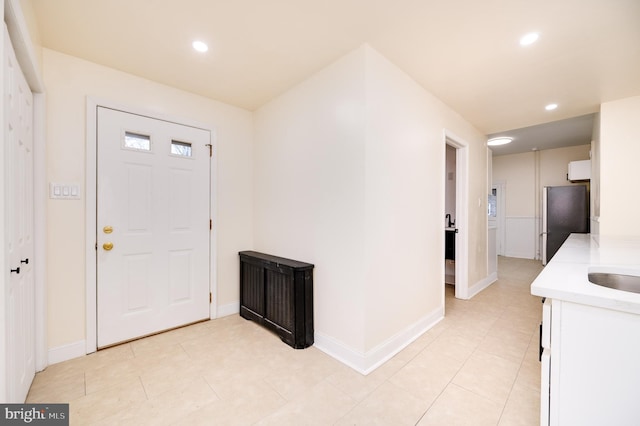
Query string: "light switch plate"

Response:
xmin=50 ymin=183 xmax=81 ymax=200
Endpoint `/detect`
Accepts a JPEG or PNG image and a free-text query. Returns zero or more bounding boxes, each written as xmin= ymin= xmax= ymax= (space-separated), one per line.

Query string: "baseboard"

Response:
xmin=314 ymin=306 xmax=444 ymax=375
xmin=504 ymin=250 xmax=536 ymax=259
xmin=467 ymin=272 xmax=498 ymax=299
xmin=216 ymin=302 xmax=239 ymax=318
xmin=48 ymin=340 xmax=86 ymax=366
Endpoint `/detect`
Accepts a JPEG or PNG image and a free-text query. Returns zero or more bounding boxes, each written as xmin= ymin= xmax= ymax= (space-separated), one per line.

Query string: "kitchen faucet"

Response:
xmin=445 ymin=214 xmax=454 ymax=228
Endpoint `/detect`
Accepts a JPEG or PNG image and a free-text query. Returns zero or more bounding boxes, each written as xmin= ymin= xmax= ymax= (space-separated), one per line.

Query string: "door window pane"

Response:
xmin=124 ymin=132 xmax=151 ymax=151
xmin=171 ymin=140 xmax=192 ymax=157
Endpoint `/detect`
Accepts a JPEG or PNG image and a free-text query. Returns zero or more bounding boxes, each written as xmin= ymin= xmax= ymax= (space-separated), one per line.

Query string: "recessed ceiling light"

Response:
xmin=192 ymin=40 xmax=208 ymax=53
xmin=487 ymin=137 xmax=513 ymax=146
xmin=520 ymin=32 xmax=539 ymax=46
xmin=545 ymin=103 xmax=558 ymax=111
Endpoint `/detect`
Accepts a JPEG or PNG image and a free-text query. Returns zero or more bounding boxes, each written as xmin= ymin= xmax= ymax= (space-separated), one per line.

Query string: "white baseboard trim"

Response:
xmin=216 ymin=302 xmax=239 ymax=318
xmin=504 ymin=251 xmax=536 ymax=259
xmin=467 ymin=272 xmax=498 ymax=299
xmin=48 ymin=340 xmax=86 ymax=366
xmin=314 ymin=306 xmax=444 ymax=375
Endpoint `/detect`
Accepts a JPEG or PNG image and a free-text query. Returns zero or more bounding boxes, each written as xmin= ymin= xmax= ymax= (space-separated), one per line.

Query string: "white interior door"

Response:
xmin=97 ymin=107 xmax=211 ymax=348
xmin=4 ymin=24 xmax=36 ymax=402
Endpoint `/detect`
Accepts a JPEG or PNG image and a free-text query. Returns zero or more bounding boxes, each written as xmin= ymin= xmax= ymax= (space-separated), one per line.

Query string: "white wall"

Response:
xmin=599 ymin=96 xmax=640 ymax=236
xmin=253 ymin=46 xmax=368 ymax=352
xmin=254 ymin=45 xmax=488 ymax=373
xmin=17 ymin=0 xmax=42 ymax=75
xmin=42 ymin=49 xmax=254 ymax=352
xmin=492 ymin=144 xmax=591 ymax=259
xmin=362 ymin=47 xmax=488 ymax=348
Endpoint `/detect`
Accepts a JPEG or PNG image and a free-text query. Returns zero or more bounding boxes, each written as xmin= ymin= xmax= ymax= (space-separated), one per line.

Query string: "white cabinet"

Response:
xmin=567 ymin=160 xmax=591 ymax=181
xmin=540 ymin=298 xmax=551 ymax=426
xmin=541 ymin=298 xmax=640 ymax=426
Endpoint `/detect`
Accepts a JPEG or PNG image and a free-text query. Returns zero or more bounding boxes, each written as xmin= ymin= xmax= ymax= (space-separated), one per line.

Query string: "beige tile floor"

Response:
xmin=27 ymin=256 xmax=544 ymax=425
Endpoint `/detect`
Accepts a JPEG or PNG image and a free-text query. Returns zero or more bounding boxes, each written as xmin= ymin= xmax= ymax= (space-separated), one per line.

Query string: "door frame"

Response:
xmin=492 ymin=180 xmax=506 ymax=256
xmin=85 ymin=98 xmax=218 ymax=354
xmin=444 ymin=130 xmax=469 ymax=299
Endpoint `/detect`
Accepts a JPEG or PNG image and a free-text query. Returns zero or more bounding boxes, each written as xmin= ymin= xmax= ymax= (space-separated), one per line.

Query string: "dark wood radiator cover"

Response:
xmin=239 ymin=251 xmax=314 ymax=349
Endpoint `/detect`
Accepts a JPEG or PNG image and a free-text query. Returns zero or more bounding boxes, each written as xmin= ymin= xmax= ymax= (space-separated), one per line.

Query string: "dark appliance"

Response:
xmin=542 ymin=185 xmax=589 ymax=265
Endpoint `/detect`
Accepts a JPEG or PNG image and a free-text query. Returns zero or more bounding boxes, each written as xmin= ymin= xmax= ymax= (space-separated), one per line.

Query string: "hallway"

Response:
xmin=27 ymin=257 xmax=544 ymax=425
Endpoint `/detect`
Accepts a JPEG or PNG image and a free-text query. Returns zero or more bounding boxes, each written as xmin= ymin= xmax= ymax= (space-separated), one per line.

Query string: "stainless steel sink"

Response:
xmin=588 ymin=271 xmax=640 ymax=294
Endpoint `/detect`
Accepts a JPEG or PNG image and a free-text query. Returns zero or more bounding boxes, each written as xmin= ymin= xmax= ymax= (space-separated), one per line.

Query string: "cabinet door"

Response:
xmin=264 ymin=268 xmax=295 ymax=333
xmin=541 ymin=348 xmax=551 ymax=426
xmin=445 ymin=231 xmax=456 ymax=260
xmin=241 ymin=262 xmax=265 ymax=317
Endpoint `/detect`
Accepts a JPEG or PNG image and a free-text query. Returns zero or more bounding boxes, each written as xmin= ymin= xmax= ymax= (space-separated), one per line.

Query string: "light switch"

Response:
xmin=50 ymin=183 xmax=81 ymax=200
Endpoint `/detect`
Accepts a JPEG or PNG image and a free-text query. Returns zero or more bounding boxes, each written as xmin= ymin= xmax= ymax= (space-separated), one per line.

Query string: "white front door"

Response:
xmin=4 ymin=25 xmax=36 ymax=402
xmin=96 ymin=107 xmax=211 ymax=348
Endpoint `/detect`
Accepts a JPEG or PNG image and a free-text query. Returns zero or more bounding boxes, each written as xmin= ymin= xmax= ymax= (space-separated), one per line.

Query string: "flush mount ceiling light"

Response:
xmin=545 ymin=103 xmax=558 ymax=111
xmin=192 ymin=40 xmax=208 ymax=53
xmin=487 ymin=137 xmax=513 ymax=146
xmin=520 ymin=32 xmax=539 ymax=46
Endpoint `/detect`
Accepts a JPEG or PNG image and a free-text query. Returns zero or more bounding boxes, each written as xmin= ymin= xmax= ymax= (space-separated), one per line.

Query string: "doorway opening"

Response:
xmin=491 ymin=181 xmax=506 ymax=256
xmin=444 ymin=131 xmax=469 ymax=299
xmin=445 ymin=145 xmax=457 ymax=286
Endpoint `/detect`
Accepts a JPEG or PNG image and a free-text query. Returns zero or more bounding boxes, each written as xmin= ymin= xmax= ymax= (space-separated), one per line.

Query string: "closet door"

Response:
xmin=4 ymin=24 xmax=35 ymax=402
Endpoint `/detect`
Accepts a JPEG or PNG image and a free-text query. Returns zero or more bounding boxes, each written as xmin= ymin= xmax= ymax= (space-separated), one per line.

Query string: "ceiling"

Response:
xmin=30 ymin=0 xmax=640 ymax=152
xmin=487 ymin=113 xmax=595 ymax=156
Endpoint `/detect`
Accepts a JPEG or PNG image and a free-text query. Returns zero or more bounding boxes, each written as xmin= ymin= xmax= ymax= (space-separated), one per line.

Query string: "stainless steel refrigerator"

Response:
xmin=542 ymin=185 xmax=589 ymax=265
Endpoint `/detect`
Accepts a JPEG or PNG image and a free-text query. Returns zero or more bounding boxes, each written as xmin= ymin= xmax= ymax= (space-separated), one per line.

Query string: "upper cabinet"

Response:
xmin=568 ymin=160 xmax=591 ymax=181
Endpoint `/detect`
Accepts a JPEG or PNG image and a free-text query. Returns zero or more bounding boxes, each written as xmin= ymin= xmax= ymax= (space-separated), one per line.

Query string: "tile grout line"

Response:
xmin=138 ymin=376 xmax=150 ymax=400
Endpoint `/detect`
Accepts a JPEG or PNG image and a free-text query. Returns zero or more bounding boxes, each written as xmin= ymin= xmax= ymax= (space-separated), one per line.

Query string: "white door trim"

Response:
xmin=444 ymin=130 xmax=469 ymax=300
xmin=492 ymin=180 xmax=506 ymax=256
xmin=85 ymin=98 xmax=218 ymax=354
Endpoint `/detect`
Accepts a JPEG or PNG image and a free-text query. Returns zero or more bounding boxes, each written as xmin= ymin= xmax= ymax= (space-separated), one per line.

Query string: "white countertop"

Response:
xmin=531 ymin=234 xmax=640 ymax=315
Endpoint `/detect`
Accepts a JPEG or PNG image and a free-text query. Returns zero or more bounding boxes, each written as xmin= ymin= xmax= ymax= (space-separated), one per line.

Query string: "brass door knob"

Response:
xmin=103 ymin=242 xmax=114 ymax=251
xmin=103 ymin=226 xmax=113 ymax=234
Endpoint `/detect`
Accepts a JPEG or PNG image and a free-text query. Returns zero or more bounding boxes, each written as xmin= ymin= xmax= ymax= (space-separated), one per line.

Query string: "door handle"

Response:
xmin=10 ymin=266 xmax=20 ymax=274
xmin=103 ymin=242 xmax=114 ymax=251
xmin=103 ymin=226 xmax=113 ymax=234
xmin=20 ymin=258 xmax=29 ymax=264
